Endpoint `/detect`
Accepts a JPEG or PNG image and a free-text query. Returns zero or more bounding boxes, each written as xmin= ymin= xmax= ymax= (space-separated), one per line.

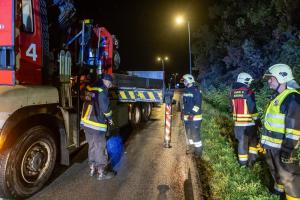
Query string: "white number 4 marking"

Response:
xmin=26 ymin=43 xmax=37 ymax=61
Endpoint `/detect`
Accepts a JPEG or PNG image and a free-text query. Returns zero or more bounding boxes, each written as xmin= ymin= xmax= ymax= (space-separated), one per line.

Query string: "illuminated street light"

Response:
xmin=175 ymin=15 xmax=192 ymax=75
xmin=157 ymin=56 xmax=169 ymax=73
xmin=156 ymin=56 xmax=169 ymax=93
xmin=175 ymin=16 xmax=184 ymax=24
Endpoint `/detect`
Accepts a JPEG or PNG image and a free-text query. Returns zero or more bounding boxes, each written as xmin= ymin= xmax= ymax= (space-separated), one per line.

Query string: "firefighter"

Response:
xmin=261 ymin=64 xmax=300 ymax=199
xmin=230 ymin=72 xmax=260 ymax=167
xmin=80 ymin=73 xmax=115 ymax=180
xmin=181 ymin=74 xmax=203 ymax=157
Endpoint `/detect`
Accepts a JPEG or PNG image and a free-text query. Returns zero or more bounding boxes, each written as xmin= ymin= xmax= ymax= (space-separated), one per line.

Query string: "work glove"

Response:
xmin=108 ymin=119 xmax=114 ymax=126
xmin=227 ymin=105 xmax=232 ymax=113
xmin=188 ymin=115 xmax=194 ymax=121
xmin=255 ymin=119 xmax=262 ymax=128
xmin=256 ymin=143 xmax=266 ymax=155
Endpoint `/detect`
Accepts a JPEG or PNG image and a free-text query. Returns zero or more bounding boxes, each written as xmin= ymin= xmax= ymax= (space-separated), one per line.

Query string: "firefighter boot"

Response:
xmin=186 ymin=145 xmax=195 ymax=155
xmin=164 ymin=140 xmax=171 ymax=148
xmin=97 ymin=168 xmax=116 ymax=180
xmin=89 ymin=164 xmax=96 ymax=177
xmin=194 ymin=148 xmax=202 ymax=158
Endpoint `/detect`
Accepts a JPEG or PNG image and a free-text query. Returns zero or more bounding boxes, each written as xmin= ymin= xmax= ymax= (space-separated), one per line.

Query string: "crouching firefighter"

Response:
xmin=262 ymin=64 xmax=300 ymax=199
xmin=81 ymin=72 xmax=116 ymax=180
xmin=181 ymin=74 xmax=203 ymax=157
xmin=230 ymin=72 xmax=260 ymax=167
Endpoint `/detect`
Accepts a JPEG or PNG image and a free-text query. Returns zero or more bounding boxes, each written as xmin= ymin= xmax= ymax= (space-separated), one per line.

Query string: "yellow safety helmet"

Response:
xmin=263 ymin=64 xmax=294 ymax=84
xmin=182 ymin=74 xmax=195 ymax=84
xmin=237 ymin=72 xmax=253 ymax=85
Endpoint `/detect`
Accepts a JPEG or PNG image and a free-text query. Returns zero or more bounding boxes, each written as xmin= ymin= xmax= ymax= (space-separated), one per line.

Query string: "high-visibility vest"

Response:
xmin=261 ymin=89 xmax=300 ymax=149
xmin=231 ymin=88 xmax=257 ymax=126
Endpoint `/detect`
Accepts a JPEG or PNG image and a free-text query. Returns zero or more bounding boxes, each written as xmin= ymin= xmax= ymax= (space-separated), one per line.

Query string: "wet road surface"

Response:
xmin=29 ymin=90 xmax=201 ymax=200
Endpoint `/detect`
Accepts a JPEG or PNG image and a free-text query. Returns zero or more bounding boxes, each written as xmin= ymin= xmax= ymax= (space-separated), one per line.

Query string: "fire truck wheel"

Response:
xmin=141 ymin=103 xmax=152 ymax=122
xmin=130 ymin=104 xmax=142 ymax=127
xmin=0 ymin=125 xmax=57 ymax=199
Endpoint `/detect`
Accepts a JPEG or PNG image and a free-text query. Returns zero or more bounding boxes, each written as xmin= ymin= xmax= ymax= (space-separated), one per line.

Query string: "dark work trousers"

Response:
xmin=184 ymin=120 xmax=202 ymax=155
xmin=265 ymin=149 xmax=300 ymax=198
xmin=83 ymin=127 xmax=108 ymax=170
xmin=234 ymin=126 xmax=258 ymax=166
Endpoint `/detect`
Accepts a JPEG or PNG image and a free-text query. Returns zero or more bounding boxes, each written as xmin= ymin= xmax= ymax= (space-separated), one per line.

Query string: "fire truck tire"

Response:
xmin=130 ymin=104 xmax=142 ymax=127
xmin=141 ymin=103 xmax=152 ymax=122
xmin=0 ymin=126 xmax=57 ymax=199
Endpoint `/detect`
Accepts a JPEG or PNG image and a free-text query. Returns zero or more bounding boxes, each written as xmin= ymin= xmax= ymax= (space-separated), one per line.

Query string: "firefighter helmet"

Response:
xmin=263 ymin=64 xmax=294 ymax=84
xmin=237 ymin=72 xmax=253 ymax=85
xmin=182 ymin=74 xmax=195 ymax=84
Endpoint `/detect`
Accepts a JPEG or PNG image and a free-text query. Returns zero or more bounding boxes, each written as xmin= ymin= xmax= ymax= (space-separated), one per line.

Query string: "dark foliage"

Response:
xmin=193 ymin=0 xmax=300 ymax=88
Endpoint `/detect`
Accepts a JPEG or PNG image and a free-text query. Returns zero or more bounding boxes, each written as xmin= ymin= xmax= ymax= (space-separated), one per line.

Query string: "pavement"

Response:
xmin=28 ymin=91 xmax=202 ymax=200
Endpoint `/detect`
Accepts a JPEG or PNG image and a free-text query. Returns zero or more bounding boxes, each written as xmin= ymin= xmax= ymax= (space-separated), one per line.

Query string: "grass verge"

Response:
xmin=197 ymin=101 xmax=279 ymax=200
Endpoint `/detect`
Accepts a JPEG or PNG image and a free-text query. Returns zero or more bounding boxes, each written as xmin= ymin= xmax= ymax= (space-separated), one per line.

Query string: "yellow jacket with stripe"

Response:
xmin=80 ymin=82 xmax=112 ymax=132
xmin=261 ymin=89 xmax=300 ymax=155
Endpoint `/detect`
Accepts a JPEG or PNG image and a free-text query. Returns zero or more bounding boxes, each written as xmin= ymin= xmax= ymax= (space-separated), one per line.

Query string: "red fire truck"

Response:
xmin=0 ymin=0 xmax=164 ymax=198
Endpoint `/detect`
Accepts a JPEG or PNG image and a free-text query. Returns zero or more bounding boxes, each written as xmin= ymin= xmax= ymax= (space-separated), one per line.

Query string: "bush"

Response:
xmin=202 ymin=85 xmax=231 ymax=112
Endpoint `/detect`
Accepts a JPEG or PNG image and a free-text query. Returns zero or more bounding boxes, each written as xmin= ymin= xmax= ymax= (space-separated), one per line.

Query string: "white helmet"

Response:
xmin=263 ymin=64 xmax=294 ymax=84
xmin=182 ymin=74 xmax=195 ymax=84
xmin=237 ymin=72 xmax=253 ymax=85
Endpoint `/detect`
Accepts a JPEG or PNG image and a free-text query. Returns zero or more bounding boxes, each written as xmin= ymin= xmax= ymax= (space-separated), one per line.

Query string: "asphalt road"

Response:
xmin=29 ymin=90 xmax=201 ymax=200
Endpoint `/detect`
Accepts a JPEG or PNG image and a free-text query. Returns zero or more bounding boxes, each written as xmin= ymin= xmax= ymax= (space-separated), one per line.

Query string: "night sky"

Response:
xmin=74 ymin=0 xmax=207 ymax=78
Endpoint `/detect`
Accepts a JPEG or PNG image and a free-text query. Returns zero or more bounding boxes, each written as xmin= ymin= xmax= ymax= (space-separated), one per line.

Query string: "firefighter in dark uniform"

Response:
xmin=230 ymin=72 xmax=260 ymax=167
xmin=81 ymin=73 xmax=115 ymax=180
xmin=181 ymin=74 xmax=203 ymax=157
xmin=261 ymin=64 xmax=300 ymax=199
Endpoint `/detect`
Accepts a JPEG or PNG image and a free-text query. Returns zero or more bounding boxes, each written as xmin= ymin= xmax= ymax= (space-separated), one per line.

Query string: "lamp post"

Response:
xmin=157 ymin=56 xmax=169 ymax=89
xmin=157 ymin=56 xmax=168 ymax=72
xmin=175 ymin=16 xmax=192 ymax=75
xmin=157 ymin=56 xmax=169 ymax=98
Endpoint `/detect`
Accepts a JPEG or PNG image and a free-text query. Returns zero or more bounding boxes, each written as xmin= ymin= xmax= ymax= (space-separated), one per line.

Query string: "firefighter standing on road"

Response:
xmin=181 ymin=74 xmax=203 ymax=157
xmin=230 ymin=72 xmax=260 ymax=167
xmin=81 ymin=73 xmax=115 ymax=180
xmin=261 ymin=64 xmax=300 ymax=199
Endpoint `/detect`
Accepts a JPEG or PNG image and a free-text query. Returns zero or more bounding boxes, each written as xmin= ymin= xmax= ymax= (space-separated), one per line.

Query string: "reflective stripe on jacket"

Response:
xmin=80 ymin=83 xmax=112 ymax=132
xmin=182 ymin=85 xmax=202 ymax=122
xmin=230 ymin=85 xmax=258 ymax=126
xmin=261 ymin=89 xmax=300 ymax=150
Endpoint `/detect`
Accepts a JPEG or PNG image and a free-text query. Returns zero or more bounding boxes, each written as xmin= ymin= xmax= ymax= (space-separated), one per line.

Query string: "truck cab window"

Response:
xmin=21 ymin=0 xmax=33 ymax=32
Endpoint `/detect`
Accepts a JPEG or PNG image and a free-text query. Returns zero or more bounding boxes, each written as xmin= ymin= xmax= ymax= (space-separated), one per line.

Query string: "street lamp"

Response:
xmin=157 ymin=56 xmax=169 ymax=73
xmin=175 ymin=15 xmax=192 ymax=75
xmin=157 ymin=56 xmax=169 ymax=93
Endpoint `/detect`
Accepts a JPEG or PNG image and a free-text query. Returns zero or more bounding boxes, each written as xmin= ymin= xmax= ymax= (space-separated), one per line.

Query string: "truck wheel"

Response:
xmin=141 ymin=103 xmax=152 ymax=122
xmin=0 ymin=126 xmax=57 ymax=199
xmin=129 ymin=104 xmax=141 ymax=127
